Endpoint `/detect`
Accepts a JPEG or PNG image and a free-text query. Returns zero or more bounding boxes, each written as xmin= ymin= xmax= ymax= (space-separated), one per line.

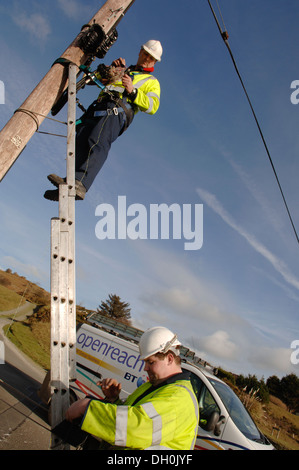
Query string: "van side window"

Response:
xmin=189 ymin=371 xmax=204 ymax=400
xmin=189 ymin=371 xmax=220 ymax=428
xmin=199 ymin=385 xmax=220 ymax=427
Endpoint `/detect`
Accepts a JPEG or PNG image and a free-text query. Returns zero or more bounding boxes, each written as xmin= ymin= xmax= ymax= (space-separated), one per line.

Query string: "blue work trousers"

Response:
xmin=75 ymin=101 xmax=128 ymax=191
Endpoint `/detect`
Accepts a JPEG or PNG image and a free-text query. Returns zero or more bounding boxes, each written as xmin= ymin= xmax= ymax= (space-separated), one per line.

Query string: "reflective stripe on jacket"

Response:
xmin=97 ymin=71 xmax=161 ymax=116
xmin=81 ymin=376 xmax=199 ymax=450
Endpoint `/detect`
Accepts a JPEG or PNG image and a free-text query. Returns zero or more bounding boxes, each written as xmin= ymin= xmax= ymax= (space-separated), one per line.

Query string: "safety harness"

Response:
xmin=51 ymin=58 xmax=134 ymax=132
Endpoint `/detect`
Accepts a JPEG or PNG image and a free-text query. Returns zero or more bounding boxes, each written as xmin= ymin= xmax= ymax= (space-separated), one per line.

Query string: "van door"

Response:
xmin=75 ymin=323 xmax=146 ymax=401
xmin=186 ymin=369 xmax=228 ymax=450
xmin=75 ymin=360 xmax=104 ymax=399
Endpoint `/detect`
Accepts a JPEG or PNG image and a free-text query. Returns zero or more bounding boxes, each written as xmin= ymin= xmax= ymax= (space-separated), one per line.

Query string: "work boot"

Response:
xmin=47 ymin=174 xmax=66 ymax=188
xmin=44 ymin=180 xmax=86 ymax=201
xmin=74 ymin=180 xmax=86 ymax=200
xmin=43 ymin=189 xmax=59 ymax=201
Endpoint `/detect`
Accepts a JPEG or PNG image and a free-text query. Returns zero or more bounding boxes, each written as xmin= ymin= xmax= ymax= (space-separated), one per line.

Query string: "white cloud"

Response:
xmin=199 ymin=330 xmax=238 ymax=360
xmin=13 ymin=10 xmax=51 ymax=42
xmin=3 ymin=256 xmax=45 ymax=283
xmin=155 ymin=287 xmax=200 ymax=315
xmin=148 ymin=287 xmax=224 ymax=325
xmin=197 ymin=187 xmax=299 ymax=292
xmin=227 ymin=157 xmax=285 ymax=237
xmin=249 ymin=346 xmax=296 ymax=376
xmin=132 ymin=240 xmax=249 ymax=327
xmin=57 ymin=0 xmax=95 ymax=21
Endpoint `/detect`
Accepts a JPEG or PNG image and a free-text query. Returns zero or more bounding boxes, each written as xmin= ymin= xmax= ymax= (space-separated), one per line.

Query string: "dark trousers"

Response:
xmin=75 ymin=101 xmax=128 ymax=191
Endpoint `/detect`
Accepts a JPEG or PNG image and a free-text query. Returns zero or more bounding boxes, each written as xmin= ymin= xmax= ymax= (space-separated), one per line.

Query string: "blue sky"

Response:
xmin=1 ymin=0 xmax=299 ymax=379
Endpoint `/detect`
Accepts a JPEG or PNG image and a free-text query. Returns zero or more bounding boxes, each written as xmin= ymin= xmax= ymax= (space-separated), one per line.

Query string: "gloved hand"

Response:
xmin=97 ymin=63 xmax=126 ymax=85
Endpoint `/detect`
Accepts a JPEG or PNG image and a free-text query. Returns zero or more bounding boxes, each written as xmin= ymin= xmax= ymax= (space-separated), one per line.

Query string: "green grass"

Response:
xmin=0 ymin=284 xmax=26 ymax=312
xmin=3 ymin=321 xmax=50 ymax=370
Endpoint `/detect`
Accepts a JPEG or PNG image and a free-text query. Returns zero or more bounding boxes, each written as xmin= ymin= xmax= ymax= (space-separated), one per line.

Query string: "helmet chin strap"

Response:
xmin=161 ymin=334 xmax=180 ymax=355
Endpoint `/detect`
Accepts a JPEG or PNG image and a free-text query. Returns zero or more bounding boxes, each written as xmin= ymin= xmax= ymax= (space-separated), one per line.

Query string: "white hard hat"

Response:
xmin=139 ymin=326 xmax=181 ymax=360
xmin=142 ymin=40 xmax=163 ymax=62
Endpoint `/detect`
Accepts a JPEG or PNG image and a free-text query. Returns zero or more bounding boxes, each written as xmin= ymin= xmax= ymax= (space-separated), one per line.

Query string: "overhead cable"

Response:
xmin=207 ymin=0 xmax=299 ymax=246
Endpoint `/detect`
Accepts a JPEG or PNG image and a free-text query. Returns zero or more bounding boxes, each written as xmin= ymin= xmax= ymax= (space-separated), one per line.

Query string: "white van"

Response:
xmin=71 ymin=314 xmax=274 ymax=451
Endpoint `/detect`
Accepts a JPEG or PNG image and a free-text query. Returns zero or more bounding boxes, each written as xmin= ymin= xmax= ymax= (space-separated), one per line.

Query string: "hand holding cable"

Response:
xmin=98 ymin=378 xmax=122 ymax=402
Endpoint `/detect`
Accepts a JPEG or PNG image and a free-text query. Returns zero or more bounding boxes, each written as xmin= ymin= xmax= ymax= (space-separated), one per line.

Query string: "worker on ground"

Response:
xmin=44 ymin=40 xmax=162 ymax=201
xmin=65 ymin=326 xmax=199 ymax=450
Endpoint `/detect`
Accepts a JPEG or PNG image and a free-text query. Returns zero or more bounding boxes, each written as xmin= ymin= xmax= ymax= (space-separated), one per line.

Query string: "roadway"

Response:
xmin=0 ymin=305 xmax=51 ymax=450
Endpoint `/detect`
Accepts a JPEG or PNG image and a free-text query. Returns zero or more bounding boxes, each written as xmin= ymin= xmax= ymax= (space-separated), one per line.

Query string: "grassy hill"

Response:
xmin=0 ymin=268 xmax=298 ymax=450
xmin=0 ymin=268 xmax=50 ymax=306
xmin=0 ymin=268 xmax=87 ymax=370
xmin=0 ymin=283 xmax=27 ymax=312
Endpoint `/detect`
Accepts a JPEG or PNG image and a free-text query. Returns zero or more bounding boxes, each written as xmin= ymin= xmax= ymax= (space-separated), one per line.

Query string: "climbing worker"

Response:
xmin=65 ymin=326 xmax=199 ymax=450
xmin=44 ymin=40 xmax=162 ymax=201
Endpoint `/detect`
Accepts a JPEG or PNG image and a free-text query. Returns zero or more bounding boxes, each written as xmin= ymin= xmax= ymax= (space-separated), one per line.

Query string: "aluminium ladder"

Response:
xmin=50 ymin=63 xmax=77 ymax=449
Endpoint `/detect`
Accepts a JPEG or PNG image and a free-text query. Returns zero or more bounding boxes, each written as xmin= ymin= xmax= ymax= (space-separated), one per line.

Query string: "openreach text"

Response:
xmin=95 ymin=196 xmax=203 ymax=251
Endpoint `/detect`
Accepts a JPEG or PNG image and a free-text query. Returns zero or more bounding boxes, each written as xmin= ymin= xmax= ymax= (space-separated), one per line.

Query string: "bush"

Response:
xmin=217 ymin=367 xmax=236 ymax=385
xmin=236 ymin=374 xmax=270 ymax=403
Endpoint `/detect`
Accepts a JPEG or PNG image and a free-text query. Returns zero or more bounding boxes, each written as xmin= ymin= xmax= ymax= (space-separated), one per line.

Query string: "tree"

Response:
xmin=266 ymin=375 xmax=281 ymax=398
xmin=267 ymin=374 xmax=299 ymax=413
xmin=97 ymin=294 xmax=131 ymax=324
xmin=280 ymin=374 xmax=299 ymax=413
xmin=236 ymin=373 xmax=269 ymax=403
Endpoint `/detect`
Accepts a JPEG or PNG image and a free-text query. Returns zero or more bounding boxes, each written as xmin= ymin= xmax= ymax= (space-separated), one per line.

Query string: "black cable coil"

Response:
xmin=79 ymin=24 xmax=118 ymax=59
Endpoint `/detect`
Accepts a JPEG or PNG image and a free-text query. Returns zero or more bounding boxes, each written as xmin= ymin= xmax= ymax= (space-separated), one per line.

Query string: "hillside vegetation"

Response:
xmin=0 ymin=283 xmax=27 ymax=312
xmin=0 ymin=268 xmax=50 ymax=306
xmin=0 ymin=268 xmax=298 ymax=450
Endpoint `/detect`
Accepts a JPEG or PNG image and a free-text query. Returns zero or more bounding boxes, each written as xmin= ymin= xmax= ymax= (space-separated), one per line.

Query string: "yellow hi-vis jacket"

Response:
xmin=97 ymin=69 xmax=161 ymax=116
xmin=81 ymin=373 xmax=199 ymax=450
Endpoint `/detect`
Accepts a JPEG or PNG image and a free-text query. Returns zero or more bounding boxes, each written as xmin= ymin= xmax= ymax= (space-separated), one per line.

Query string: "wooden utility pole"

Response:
xmin=0 ymin=0 xmax=136 ymax=181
